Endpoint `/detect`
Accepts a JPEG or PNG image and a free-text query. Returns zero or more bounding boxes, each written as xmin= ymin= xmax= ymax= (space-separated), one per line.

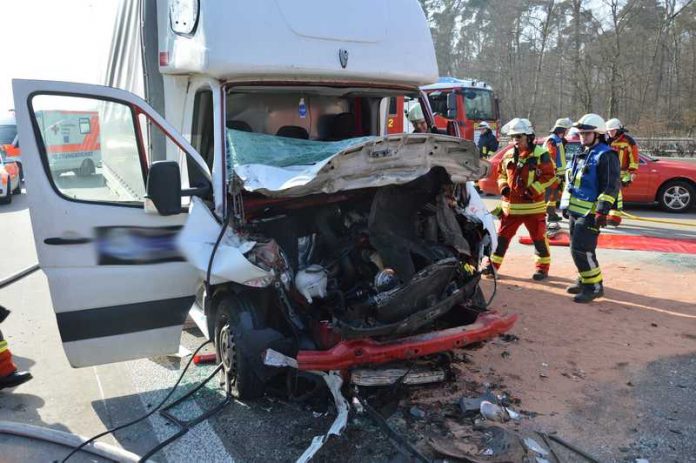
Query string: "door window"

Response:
xmin=31 ymin=94 xmax=146 ymax=205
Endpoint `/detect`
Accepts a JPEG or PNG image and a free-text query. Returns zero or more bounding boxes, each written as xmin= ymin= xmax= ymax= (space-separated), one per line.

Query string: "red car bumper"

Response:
xmin=296 ymin=311 xmax=517 ymax=371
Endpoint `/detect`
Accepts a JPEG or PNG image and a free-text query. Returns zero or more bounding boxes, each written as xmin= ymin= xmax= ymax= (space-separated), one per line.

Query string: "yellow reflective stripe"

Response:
xmin=505 ymin=201 xmax=547 ymax=209
xmin=597 ymin=193 xmax=615 ymax=204
xmin=558 ymin=144 xmax=566 ymax=170
xmin=581 ymin=273 xmax=603 ymax=284
xmin=530 ymin=181 xmax=544 ymax=194
xmin=527 ymin=171 xmax=535 ymax=187
xmin=608 ymin=210 xmax=621 ymax=217
xmin=535 ymin=256 xmax=551 ymax=264
xmin=580 ymin=268 xmax=601 ymax=278
xmin=506 ymin=206 xmax=547 ymax=215
xmin=629 ymin=162 xmax=639 ymax=170
xmin=490 ymin=254 xmax=504 ymax=264
xmin=497 ymin=178 xmax=509 ymax=187
xmin=0 ymin=340 xmax=8 ymax=354
xmin=570 ymin=197 xmax=594 ymax=208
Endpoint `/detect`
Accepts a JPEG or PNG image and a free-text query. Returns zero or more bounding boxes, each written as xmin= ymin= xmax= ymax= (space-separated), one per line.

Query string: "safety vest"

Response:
xmin=565 ymin=142 xmax=616 ymax=217
xmin=546 ymin=133 xmax=566 ymax=174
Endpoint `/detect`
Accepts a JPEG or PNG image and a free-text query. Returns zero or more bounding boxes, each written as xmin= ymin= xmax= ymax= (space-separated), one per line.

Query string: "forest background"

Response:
xmin=419 ymin=0 xmax=696 ymax=136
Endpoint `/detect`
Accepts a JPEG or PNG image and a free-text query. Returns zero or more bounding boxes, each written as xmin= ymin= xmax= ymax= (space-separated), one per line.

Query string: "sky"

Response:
xmin=0 ymin=0 xmax=119 ymax=114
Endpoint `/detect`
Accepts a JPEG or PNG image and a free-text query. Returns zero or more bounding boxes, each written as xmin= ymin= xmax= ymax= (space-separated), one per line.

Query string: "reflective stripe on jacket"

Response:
xmin=497 ymin=145 xmax=556 ymax=215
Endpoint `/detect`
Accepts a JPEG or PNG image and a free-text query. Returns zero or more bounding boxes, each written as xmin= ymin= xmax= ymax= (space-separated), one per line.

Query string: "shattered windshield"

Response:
xmin=226 ymin=129 xmax=377 ymax=172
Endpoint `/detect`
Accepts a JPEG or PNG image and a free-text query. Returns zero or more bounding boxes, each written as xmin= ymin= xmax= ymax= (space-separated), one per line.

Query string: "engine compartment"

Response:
xmin=242 ymin=168 xmax=492 ymax=347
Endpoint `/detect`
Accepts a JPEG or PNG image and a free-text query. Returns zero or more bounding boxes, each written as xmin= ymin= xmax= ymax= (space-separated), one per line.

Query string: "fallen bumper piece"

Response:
xmin=296 ymin=311 xmax=517 ymax=371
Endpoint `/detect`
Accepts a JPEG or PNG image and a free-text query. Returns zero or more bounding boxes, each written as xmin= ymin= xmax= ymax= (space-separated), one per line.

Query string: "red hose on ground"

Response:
xmin=519 ymin=231 xmax=696 ymax=254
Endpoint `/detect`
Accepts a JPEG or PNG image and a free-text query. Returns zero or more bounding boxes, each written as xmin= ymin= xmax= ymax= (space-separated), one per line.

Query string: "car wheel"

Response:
xmin=77 ymin=159 xmax=96 ymax=177
xmin=214 ymin=295 xmax=266 ymax=399
xmin=658 ymin=180 xmax=695 ymax=213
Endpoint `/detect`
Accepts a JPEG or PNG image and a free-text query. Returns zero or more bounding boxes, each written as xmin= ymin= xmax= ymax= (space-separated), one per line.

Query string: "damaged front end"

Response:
xmin=180 ymin=133 xmax=514 ymax=389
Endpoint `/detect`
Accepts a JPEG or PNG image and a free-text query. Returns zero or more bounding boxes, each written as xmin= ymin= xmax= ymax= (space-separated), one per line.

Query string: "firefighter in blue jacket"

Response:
xmin=561 ymin=114 xmax=620 ymax=303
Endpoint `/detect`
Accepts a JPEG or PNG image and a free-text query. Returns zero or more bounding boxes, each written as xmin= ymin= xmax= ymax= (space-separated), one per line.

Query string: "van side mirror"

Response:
xmin=146 ymin=161 xmax=182 ymax=216
xmin=446 ymin=92 xmax=457 ymax=119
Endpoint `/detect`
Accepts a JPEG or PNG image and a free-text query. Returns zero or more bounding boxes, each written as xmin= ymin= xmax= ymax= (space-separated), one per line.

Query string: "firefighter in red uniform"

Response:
xmin=0 ymin=306 xmax=32 ymax=391
xmin=544 ymin=118 xmax=573 ymax=224
xmin=488 ymin=118 xmax=556 ymax=280
xmin=605 ymin=118 xmax=639 ymax=226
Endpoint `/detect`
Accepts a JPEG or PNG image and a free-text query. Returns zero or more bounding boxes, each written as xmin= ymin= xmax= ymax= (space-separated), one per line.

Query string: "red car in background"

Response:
xmin=478 ymin=134 xmax=696 ymax=213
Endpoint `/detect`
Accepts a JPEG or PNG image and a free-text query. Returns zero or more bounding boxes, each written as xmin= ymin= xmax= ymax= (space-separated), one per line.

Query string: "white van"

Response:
xmin=13 ymin=0 xmax=512 ymax=398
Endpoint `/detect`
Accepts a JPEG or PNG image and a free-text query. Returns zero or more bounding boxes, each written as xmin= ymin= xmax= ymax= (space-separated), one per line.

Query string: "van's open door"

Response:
xmin=12 ymin=80 xmax=211 ymax=367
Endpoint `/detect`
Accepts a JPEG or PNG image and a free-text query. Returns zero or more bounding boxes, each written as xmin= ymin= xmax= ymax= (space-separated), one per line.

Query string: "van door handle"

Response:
xmin=44 ymin=237 xmax=92 ymax=245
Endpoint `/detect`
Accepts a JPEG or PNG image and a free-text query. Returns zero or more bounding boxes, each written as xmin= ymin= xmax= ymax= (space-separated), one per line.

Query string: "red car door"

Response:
xmin=622 ymin=155 xmax=657 ymax=202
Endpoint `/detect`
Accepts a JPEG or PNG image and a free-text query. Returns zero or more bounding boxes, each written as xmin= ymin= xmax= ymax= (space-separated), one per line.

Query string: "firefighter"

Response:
xmin=488 ymin=118 xmax=556 ymax=280
xmin=561 ymin=114 xmax=620 ymax=303
xmin=544 ymin=118 xmax=573 ymax=223
xmin=0 ymin=306 xmax=32 ymax=390
xmin=408 ymin=104 xmax=428 ymax=133
xmin=606 ymin=118 xmax=639 ymax=226
xmin=477 ymin=121 xmax=499 ymax=158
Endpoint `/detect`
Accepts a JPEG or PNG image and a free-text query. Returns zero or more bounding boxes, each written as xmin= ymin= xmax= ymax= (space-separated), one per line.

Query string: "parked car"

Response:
xmin=478 ymin=135 xmax=696 ymax=213
xmin=0 ymin=152 xmax=21 ymax=204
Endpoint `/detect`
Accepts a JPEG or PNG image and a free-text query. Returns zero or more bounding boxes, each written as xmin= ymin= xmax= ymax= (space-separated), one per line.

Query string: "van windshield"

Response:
xmin=224 ymin=86 xmax=418 ymax=169
xmin=226 ymin=129 xmax=376 ymax=169
xmin=0 ymin=125 xmax=17 ymax=145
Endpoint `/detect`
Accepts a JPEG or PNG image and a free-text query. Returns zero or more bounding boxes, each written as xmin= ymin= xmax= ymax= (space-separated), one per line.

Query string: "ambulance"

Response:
xmin=35 ymin=110 xmax=102 ymax=177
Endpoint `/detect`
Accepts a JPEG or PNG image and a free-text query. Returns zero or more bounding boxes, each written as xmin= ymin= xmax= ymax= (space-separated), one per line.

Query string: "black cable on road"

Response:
xmin=0 ymin=264 xmax=40 ymax=290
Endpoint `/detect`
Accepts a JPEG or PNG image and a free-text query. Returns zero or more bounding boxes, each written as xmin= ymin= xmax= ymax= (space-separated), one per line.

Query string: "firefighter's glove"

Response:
xmin=500 ymin=186 xmax=511 ymax=197
xmin=562 ymin=209 xmax=569 ymax=220
xmin=594 ymin=213 xmax=608 ymax=228
xmin=621 ymin=180 xmax=632 ymax=187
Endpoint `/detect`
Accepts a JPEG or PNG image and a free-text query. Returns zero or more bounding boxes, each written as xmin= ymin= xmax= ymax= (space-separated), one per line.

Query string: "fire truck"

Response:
xmin=387 ymin=76 xmax=500 ymax=144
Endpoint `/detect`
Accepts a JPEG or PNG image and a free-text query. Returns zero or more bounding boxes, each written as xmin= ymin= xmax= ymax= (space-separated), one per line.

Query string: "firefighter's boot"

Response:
xmin=532 ymin=270 xmax=548 ymax=281
xmin=566 ymin=279 xmax=583 ymax=294
xmin=0 ymin=370 xmax=32 ymax=390
xmin=546 ymin=206 xmax=561 ymax=223
xmin=573 ymin=284 xmax=604 ymax=303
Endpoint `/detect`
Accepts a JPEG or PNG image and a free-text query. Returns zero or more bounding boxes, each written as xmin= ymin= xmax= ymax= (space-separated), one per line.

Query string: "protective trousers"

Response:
xmin=608 ymin=190 xmax=623 ymax=226
xmin=0 ymin=329 xmax=18 ymax=378
xmin=569 ymin=215 xmax=603 ymax=289
xmin=491 ymin=213 xmax=550 ymax=273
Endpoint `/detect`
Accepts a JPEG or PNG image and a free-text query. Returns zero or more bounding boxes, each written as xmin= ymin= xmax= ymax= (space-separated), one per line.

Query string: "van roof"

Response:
xmin=158 ymin=0 xmax=438 ymax=88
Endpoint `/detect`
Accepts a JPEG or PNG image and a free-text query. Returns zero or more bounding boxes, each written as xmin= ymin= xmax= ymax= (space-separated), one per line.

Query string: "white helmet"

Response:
xmin=502 ymin=117 xmax=534 ymax=136
xmin=478 ymin=121 xmax=491 ymax=130
xmin=573 ymin=113 xmax=606 ymax=134
xmin=606 ymin=118 xmax=623 ymax=131
xmin=408 ymin=104 xmax=425 ymax=123
xmin=550 ymin=117 xmax=573 ymax=132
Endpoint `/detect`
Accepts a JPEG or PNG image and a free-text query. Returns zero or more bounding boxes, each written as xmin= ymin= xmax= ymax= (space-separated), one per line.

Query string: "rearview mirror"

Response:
xmin=146 ymin=161 xmax=182 ymax=216
xmin=446 ymin=92 xmax=457 ymax=119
